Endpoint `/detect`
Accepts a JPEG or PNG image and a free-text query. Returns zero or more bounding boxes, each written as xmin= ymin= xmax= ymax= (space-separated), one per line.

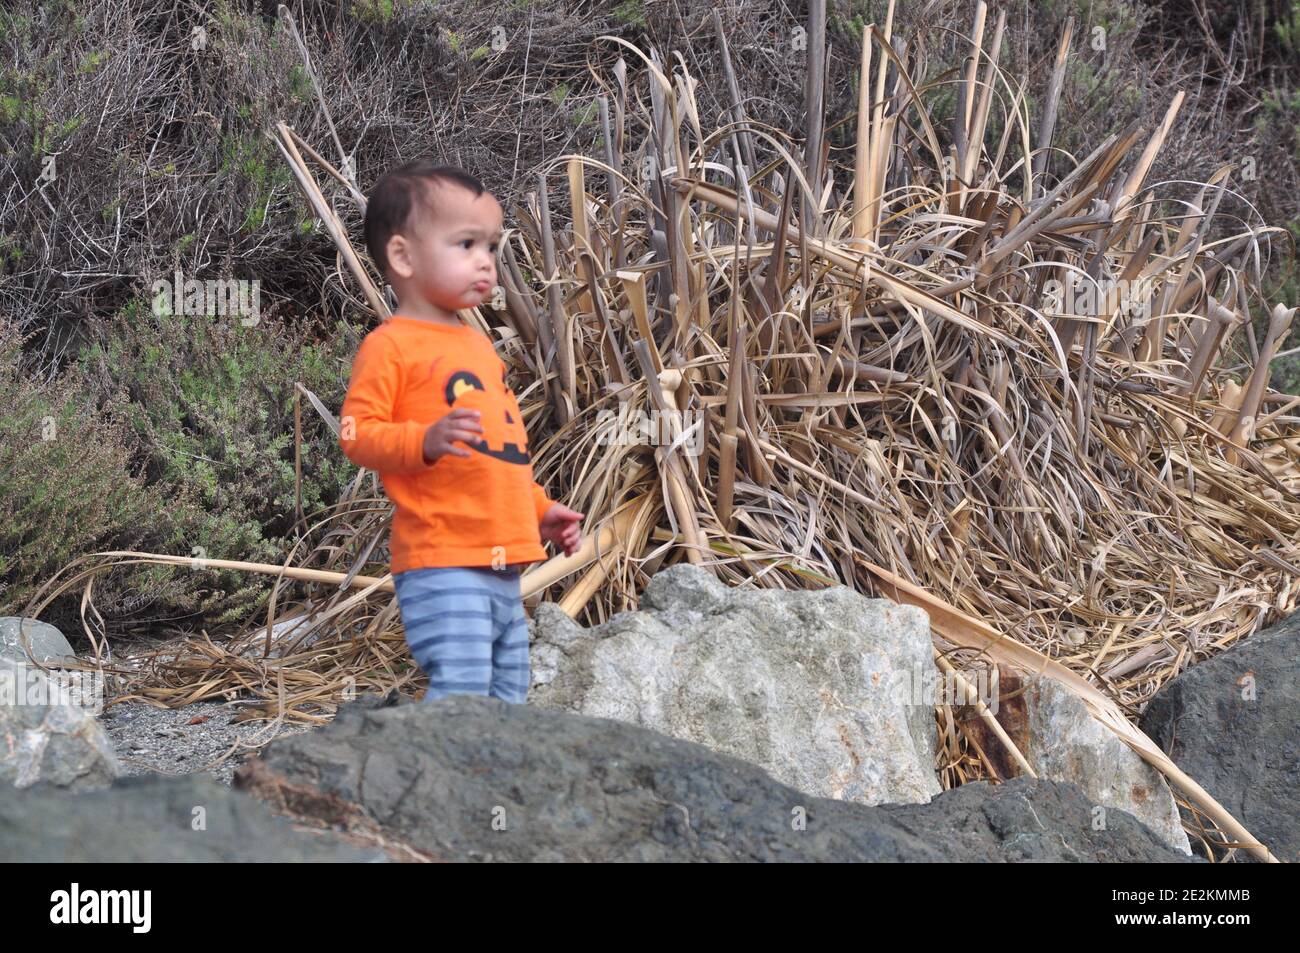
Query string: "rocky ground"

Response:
xmin=56 ymin=631 xmax=334 ymax=788
xmin=4 ymin=565 xmax=1295 ymax=861
xmin=5 ymin=691 xmax=1201 ymax=863
xmin=98 ymin=697 xmax=321 ymax=787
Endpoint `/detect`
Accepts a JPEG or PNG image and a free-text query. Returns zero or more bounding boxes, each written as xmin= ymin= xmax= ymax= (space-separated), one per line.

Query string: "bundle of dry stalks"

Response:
xmin=22 ymin=3 xmax=1295 ymax=860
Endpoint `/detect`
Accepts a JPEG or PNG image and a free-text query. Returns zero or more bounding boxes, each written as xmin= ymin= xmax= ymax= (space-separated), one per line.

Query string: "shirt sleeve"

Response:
xmin=532 ymin=482 xmax=553 ymax=523
xmin=338 ymin=333 xmax=432 ymax=475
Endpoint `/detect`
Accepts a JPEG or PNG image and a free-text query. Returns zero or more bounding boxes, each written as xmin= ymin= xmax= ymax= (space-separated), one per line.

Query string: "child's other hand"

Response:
xmin=422 ymin=409 xmax=483 ymax=464
xmin=539 ymin=502 xmax=584 ymax=556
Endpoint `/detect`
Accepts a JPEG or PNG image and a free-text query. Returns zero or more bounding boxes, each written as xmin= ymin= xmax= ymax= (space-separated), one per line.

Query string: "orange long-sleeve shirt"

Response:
xmin=337 ymin=314 xmax=553 ymax=573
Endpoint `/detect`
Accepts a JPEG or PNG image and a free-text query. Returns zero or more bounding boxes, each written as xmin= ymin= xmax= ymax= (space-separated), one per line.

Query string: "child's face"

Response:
xmin=389 ymin=181 xmax=503 ymax=315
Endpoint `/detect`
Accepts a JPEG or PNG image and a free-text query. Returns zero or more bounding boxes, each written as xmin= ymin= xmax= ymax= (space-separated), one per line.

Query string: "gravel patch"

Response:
xmin=98 ymin=698 xmax=326 ymax=787
xmin=64 ymin=629 xmax=404 ymax=787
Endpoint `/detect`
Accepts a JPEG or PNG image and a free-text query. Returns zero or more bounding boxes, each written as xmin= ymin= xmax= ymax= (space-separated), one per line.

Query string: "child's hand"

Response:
xmin=539 ymin=502 xmax=584 ymax=556
xmin=422 ymin=409 xmax=483 ymax=464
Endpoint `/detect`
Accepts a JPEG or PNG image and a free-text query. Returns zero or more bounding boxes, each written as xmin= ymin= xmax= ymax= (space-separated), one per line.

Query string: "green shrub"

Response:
xmin=72 ymin=298 xmax=362 ymax=629
xmin=0 ymin=314 xmax=177 ymax=632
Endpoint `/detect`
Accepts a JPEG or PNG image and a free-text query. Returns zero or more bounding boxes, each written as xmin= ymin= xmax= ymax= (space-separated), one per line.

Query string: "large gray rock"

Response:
xmin=0 ymin=771 xmax=386 ymax=862
xmin=1024 ymin=676 xmax=1191 ymax=855
xmin=0 ymin=617 xmax=76 ymax=666
xmin=0 ymin=658 xmax=121 ymax=791
xmin=528 ymin=564 xmax=941 ymax=806
xmin=1139 ymin=615 xmax=1300 ymax=862
xmin=234 ymin=692 xmax=1198 ymax=861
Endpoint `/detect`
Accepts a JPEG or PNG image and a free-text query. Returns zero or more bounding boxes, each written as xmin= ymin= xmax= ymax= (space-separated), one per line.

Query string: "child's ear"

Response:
xmin=386 ymin=233 xmax=416 ymax=280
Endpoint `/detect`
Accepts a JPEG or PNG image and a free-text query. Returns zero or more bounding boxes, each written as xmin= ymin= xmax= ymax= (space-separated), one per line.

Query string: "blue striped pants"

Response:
xmin=391 ymin=566 xmax=531 ymax=704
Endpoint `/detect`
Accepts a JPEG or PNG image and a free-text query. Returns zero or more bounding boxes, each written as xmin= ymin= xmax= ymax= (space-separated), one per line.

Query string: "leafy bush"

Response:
xmin=58 ymin=297 xmax=362 ymax=633
xmin=0 ymin=313 xmax=175 ymax=632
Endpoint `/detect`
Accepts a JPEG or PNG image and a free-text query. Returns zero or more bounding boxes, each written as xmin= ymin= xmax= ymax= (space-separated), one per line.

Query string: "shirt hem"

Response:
xmin=391 ymin=543 xmax=549 ymax=575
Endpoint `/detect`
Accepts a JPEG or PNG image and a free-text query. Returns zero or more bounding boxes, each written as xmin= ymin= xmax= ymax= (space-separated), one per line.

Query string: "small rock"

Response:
xmin=1023 ymin=675 xmax=1191 ymax=855
xmin=0 ymin=658 xmax=122 ymax=792
xmin=0 ymin=618 xmax=77 ymax=667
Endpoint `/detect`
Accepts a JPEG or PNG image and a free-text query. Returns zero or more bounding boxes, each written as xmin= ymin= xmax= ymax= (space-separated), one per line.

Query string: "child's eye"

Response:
xmin=461 ymin=239 xmax=474 ymax=249
xmin=489 ymin=243 xmax=499 ymax=253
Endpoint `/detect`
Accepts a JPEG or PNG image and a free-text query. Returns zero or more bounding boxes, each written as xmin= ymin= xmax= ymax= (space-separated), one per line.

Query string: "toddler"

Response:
xmin=338 ymin=161 xmax=583 ymax=703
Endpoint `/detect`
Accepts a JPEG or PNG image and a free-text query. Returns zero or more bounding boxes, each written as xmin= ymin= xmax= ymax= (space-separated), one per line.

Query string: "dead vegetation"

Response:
xmin=18 ymin=1 xmax=1296 ymax=861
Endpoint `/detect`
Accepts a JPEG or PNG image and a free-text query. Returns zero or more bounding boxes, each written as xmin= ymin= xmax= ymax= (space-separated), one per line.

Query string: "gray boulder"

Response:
xmin=0 ymin=657 xmax=121 ymax=791
xmin=529 ymin=564 xmax=941 ymax=806
xmin=0 ymin=771 xmax=386 ymax=862
xmin=1139 ymin=615 xmax=1300 ymax=862
xmin=233 ymin=692 xmax=1198 ymax=861
xmin=1024 ymin=676 xmax=1191 ymax=855
xmin=0 ymin=617 xmax=77 ymax=667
